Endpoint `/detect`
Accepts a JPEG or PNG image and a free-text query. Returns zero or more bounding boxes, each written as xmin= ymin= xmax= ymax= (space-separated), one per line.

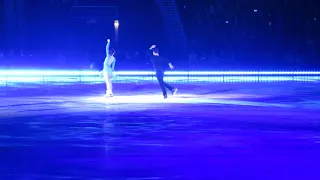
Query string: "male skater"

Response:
xmin=148 ymin=45 xmax=178 ymax=99
xmin=101 ymin=39 xmax=116 ymax=97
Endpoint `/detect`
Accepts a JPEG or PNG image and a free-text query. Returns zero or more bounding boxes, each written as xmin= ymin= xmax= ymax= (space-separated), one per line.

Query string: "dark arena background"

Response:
xmin=1 ymin=0 xmax=320 ymax=179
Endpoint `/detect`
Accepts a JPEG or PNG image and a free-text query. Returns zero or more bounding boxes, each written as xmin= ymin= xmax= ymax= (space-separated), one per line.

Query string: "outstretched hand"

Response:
xmin=169 ymin=64 xmax=174 ymax=69
xmin=107 ymin=39 xmax=110 ymax=43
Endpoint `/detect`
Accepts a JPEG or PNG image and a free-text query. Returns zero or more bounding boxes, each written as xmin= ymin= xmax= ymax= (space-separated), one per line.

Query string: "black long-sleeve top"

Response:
xmin=147 ymin=51 xmax=170 ymax=71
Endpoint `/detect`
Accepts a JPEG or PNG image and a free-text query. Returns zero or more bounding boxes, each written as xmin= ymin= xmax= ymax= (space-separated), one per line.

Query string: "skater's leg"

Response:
xmin=164 ymin=82 xmax=178 ymax=95
xmin=162 ymin=73 xmax=178 ymax=95
xmin=163 ymin=82 xmax=174 ymax=91
xmin=155 ymin=70 xmax=167 ymax=97
xmin=107 ymin=74 xmax=113 ymax=95
xmin=104 ymin=71 xmax=113 ymax=96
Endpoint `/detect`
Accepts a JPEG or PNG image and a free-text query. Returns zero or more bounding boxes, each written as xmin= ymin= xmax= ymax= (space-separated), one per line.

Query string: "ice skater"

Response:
xmin=148 ymin=45 xmax=178 ymax=99
xmin=101 ymin=39 xmax=116 ymax=97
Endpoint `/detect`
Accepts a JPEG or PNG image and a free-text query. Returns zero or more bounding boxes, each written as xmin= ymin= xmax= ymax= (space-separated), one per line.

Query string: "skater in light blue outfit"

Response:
xmin=101 ymin=39 xmax=116 ymax=97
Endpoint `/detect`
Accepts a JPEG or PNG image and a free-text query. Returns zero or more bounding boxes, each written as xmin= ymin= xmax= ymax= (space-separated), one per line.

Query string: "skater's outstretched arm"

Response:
xmin=168 ymin=62 xmax=174 ymax=69
xmin=162 ymin=57 xmax=174 ymax=70
xmin=166 ymin=59 xmax=174 ymax=69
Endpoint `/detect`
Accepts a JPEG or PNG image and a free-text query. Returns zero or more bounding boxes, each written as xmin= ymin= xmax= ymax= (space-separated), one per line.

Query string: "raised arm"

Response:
xmin=147 ymin=45 xmax=156 ymax=56
xmin=101 ymin=39 xmax=111 ymax=72
xmin=149 ymin=45 xmax=156 ymax=51
xmin=106 ymin=39 xmax=111 ymax=57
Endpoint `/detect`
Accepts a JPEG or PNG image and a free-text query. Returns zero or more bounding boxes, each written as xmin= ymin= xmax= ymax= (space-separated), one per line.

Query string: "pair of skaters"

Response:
xmin=101 ymin=39 xmax=177 ymax=99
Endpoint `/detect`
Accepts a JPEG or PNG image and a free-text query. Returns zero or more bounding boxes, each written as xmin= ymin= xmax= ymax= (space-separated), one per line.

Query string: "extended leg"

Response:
xmin=162 ymin=74 xmax=177 ymax=95
xmin=163 ymin=82 xmax=174 ymax=91
xmin=164 ymin=82 xmax=177 ymax=95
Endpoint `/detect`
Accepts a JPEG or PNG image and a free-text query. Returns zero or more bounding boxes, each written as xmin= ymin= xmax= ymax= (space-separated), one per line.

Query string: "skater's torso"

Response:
xmin=150 ymin=55 xmax=169 ymax=71
xmin=104 ymin=56 xmax=116 ymax=72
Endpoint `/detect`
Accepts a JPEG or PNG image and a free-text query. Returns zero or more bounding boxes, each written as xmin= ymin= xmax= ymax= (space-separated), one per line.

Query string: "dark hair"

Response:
xmin=109 ymin=48 xmax=115 ymax=55
xmin=152 ymin=48 xmax=159 ymax=54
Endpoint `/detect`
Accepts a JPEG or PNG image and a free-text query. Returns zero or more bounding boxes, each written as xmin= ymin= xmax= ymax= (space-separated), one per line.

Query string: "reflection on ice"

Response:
xmin=87 ymin=94 xmax=292 ymax=108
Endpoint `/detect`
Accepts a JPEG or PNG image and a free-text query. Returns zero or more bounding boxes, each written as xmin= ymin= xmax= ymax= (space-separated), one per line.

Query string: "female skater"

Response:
xmin=101 ymin=39 xmax=116 ymax=97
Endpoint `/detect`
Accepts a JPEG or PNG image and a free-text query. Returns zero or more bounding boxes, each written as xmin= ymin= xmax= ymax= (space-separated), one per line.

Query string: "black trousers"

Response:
xmin=155 ymin=70 xmax=174 ymax=96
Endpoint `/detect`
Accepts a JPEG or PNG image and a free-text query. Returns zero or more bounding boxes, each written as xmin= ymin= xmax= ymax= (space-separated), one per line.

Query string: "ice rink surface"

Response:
xmin=0 ymin=82 xmax=320 ymax=179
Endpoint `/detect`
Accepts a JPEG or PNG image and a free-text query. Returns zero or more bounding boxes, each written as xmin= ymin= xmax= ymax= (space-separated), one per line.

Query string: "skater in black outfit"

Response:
xmin=148 ymin=45 xmax=178 ymax=99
